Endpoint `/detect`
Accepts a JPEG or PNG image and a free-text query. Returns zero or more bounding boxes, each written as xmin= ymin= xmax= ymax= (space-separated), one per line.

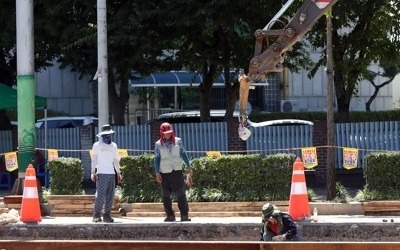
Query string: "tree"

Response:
xmin=35 ymin=1 xmax=178 ymax=125
xmin=307 ymin=0 xmax=400 ymax=121
xmin=0 ymin=0 xmax=59 ymax=86
xmin=0 ymin=0 xmax=62 ymax=129
xmin=364 ymin=61 xmax=400 ymax=111
xmin=43 ymin=0 xmax=314 ymax=123
xmin=0 ymin=0 xmax=315 ymax=126
xmin=153 ymin=0 xmax=313 ymax=121
xmin=153 ymin=1 xmax=254 ymax=120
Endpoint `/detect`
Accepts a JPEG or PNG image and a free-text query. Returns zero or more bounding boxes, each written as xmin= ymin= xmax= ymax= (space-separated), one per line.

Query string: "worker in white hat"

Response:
xmin=91 ymin=124 xmax=122 ymax=223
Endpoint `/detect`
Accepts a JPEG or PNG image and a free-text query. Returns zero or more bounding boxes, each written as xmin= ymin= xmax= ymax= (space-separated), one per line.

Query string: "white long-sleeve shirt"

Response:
xmin=91 ymin=140 xmax=120 ymax=174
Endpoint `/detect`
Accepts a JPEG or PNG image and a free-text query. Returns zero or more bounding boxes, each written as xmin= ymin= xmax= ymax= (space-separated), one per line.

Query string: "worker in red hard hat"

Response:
xmin=154 ymin=122 xmax=193 ymax=222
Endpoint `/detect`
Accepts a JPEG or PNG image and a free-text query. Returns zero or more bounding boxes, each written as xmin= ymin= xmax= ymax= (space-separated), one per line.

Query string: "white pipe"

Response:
xmin=16 ymin=0 xmax=33 ymax=74
xmin=263 ymin=0 xmax=296 ymax=30
xmin=97 ymin=0 xmax=109 ymax=127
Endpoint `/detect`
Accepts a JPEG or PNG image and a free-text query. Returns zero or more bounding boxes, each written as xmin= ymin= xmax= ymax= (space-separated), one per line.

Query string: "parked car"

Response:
xmin=35 ymin=116 xmax=98 ymax=129
xmin=148 ymin=110 xmax=313 ymax=127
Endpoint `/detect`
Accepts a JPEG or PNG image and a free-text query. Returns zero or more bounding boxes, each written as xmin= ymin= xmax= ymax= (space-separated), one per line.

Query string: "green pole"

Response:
xmin=17 ymin=75 xmax=36 ymax=172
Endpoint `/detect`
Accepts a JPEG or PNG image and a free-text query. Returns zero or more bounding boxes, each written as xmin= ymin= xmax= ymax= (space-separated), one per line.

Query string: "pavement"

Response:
xmin=0 ymin=214 xmax=399 ymax=242
xmin=12 ymin=214 xmax=400 ymax=225
xmin=2 ymin=186 xmax=400 ymax=241
xmin=0 ymin=185 xmax=387 ymax=227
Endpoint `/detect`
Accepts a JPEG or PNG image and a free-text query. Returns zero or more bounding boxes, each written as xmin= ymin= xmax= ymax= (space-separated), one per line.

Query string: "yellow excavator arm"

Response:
xmin=238 ymin=0 xmax=338 ymax=140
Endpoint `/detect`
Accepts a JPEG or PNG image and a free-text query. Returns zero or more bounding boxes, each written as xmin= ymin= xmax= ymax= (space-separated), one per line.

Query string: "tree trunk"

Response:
xmin=224 ymin=66 xmax=238 ymax=119
xmin=109 ymin=73 xmax=130 ymax=125
xmin=334 ymin=73 xmax=350 ymax=122
xmin=198 ymin=63 xmax=217 ymax=122
xmin=366 ymin=78 xmax=394 ymax=111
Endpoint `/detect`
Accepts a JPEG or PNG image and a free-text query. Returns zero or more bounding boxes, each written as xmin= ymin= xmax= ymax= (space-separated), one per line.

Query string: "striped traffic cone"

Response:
xmin=20 ymin=164 xmax=42 ymax=223
xmin=288 ymin=157 xmax=310 ymax=221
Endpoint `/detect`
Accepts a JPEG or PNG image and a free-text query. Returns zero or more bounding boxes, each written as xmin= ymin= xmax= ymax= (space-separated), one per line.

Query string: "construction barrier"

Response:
xmin=20 ymin=164 xmax=42 ymax=223
xmin=288 ymin=157 xmax=310 ymax=220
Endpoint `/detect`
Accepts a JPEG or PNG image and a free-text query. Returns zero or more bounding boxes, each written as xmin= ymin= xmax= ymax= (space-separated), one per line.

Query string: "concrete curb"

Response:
xmin=310 ymin=202 xmax=364 ymax=215
xmin=120 ymin=202 xmax=365 ymax=217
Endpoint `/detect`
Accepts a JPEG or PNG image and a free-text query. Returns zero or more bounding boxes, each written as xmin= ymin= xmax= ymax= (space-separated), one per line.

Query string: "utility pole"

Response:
xmin=326 ymin=10 xmax=336 ymax=200
xmin=16 ymin=0 xmax=35 ymax=191
xmin=96 ymin=0 xmax=109 ymax=127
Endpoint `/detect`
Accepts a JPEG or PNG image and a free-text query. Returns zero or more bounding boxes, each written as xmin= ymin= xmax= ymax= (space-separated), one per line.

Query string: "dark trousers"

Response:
xmin=161 ymin=170 xmax=189 ymax=216
xmin=93 ymin=174 xmax=115 ymax=216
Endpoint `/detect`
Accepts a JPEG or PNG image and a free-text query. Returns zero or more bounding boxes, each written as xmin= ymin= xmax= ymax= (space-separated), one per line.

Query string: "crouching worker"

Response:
xmin=260 ymin=203 xmax=300 ymax=241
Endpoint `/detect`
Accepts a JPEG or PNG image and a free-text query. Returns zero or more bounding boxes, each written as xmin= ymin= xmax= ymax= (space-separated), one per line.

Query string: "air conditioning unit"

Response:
xmin=280 ymin=100 xmax=299 ymax=112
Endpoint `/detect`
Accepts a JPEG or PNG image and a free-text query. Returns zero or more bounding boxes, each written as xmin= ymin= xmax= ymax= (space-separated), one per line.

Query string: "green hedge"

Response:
xmin=120 ymin=154 xmax=161 ymax=203
xmin=48 ymin=157 xmax=84 ymax=195
xmin=120 ymin=153 xmax=295 ymax=203
xmin=363 ymin=152 xmax=400 ymax=199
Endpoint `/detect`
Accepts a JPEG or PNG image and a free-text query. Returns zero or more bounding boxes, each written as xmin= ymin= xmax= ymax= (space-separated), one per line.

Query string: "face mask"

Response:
xmin=102 ymin=134 xmax=112 ymax=144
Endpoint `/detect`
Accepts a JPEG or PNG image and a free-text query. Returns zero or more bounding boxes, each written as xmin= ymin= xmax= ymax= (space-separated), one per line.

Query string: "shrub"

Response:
xmin=307 ymin=188 xmax=316 ymax=201
xmin=120 ymin=153 xmax=295 ymax=202
xmin=120 ymin=154 xmax=161 ymax=203
xmin=333 ymin=182 xmax=349 ymax=203
xmin=363 ymin=152 xmax=400 ymax=200
xmin=48 ymin=157 xmax=84 ymax=195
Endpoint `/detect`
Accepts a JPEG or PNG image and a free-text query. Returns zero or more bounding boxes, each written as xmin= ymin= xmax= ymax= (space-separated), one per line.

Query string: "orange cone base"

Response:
xmin=20 ymin=164 xmax=42 ymax=223
xmin=289 ymin=194 xmax=311 ymax=221
xmin=20 ymin=198 xmax=42 ymax=223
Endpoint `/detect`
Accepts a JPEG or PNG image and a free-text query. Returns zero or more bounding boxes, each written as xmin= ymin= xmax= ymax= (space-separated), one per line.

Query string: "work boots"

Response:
xmin=164 ymin=214 xmax=176 ymax=222
xmin=103 ymin=213 xmax=114 ymax=223
xmin=92 ymin=213 xmax=102 ymax=223
xmin=181 ymin=215 xmax=191 ymax=222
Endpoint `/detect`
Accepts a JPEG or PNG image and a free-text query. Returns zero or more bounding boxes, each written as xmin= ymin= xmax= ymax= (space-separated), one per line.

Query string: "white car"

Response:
xmin=35 ymin=116 xmax=98 ymax=129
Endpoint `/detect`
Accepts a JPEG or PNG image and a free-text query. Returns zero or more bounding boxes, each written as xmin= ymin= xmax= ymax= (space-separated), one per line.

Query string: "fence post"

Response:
xmin=227 ymin=117 xmax=246 ymax=154
xmin=313 ymin=120 xmax=328 ymax=186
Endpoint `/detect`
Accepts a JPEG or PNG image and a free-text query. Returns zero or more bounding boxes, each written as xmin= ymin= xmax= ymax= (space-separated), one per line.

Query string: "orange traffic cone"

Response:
xmin=20 ymin=164 xmax=42 ymax=223
xmin=288 ymin=157 xmax=310 ymax=221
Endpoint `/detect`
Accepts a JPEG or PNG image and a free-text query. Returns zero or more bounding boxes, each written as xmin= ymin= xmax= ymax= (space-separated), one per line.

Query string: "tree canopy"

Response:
xmin=2 ymin=0 xmax=399 ymax=124
xmin=307 ymin=0 xmax=400 ymax=120
xmin=15 ymin=0 xmax=311 ymax=124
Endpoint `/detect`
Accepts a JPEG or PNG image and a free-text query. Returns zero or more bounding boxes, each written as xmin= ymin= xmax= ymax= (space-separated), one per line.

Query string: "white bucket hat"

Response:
xmin=96 ymin=124 xmax=115 ymax=137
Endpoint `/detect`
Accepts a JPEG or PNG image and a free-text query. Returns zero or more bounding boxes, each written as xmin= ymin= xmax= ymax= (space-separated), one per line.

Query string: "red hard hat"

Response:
xmin=160 ymin=122 xmax=174 ymax=134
